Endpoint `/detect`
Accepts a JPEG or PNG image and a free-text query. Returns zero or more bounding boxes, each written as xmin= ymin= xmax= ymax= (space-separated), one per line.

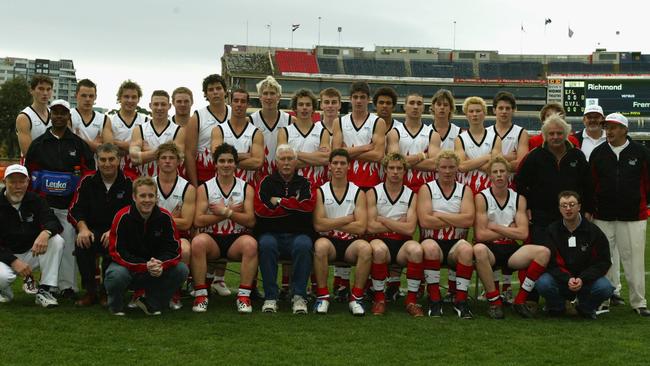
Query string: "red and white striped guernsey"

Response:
xmin=319 ymin=181 xmax=361 ymax=240
xmin=421 ymin=180 xmax=468 ymax=240
xmin=136 ymin=120 xmax=181 ymax=176
xmin=458 ymin=128 xmax=497 ymax=194
xmin=194 ymin=105 xmax=231 ymax=184
xmin=339 ymin=113 xmax=381 ymax=189
xmin=373 ymin=182 xmax=414 ymax=240
xmin=201 ymin=176 xmax=248 ymax=235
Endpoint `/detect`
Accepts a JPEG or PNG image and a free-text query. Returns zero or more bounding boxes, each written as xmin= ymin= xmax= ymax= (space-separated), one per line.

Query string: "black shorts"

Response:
xmin=436 ymin=239 xmax=462 ymax=266
xmin=329 ymin=237 xmax=355 ymax=263
xmin=486 ymin=243 xmax=520 ymax=269
xmin=380 ymin=238 xmax=408 ymax=265
xmin=209 ymin=233 xmax=247 ymax=258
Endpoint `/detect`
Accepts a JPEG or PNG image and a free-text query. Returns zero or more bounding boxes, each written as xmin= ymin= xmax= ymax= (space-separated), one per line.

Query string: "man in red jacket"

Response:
xmin=105 ymin=176 xmax=188 ymax=316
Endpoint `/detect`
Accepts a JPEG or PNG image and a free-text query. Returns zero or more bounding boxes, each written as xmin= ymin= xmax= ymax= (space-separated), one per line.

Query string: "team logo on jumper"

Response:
xmin=153 ymin=230 xmax=162 ymax=237
xmin=24 ymin=213 xmax=34 ymax=223
xmin=44 ymin=178 xmax=68 ymax=193
xmin=69 ymin=150 xmax=77 ymax=157
xmin=325 ymin=198 xmax=335 ymax=205
xmin=569 ymin=160 xmax=578 ymax=168
xmin=117 ymin=191 xmax=125 ymax=199
xmin=629 ymin=158 xmax=637 ymax=166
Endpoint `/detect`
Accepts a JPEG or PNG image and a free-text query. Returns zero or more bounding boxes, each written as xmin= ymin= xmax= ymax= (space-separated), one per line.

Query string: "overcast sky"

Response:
xmin=2 ymin=0 xmax=647 ymax=109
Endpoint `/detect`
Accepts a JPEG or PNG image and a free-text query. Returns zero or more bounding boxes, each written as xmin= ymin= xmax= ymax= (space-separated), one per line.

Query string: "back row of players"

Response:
xmin=12 ymin=73 xmax=646 ymax=318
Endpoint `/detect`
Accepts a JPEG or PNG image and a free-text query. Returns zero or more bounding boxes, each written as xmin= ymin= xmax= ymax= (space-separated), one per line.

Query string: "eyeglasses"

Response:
xmin=559 ymin=202 xmax=579 ymax=209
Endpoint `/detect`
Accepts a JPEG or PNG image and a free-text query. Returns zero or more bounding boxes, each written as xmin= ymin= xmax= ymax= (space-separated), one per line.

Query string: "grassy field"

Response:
xmin=2 ymin=244 xmax=649 ymax=365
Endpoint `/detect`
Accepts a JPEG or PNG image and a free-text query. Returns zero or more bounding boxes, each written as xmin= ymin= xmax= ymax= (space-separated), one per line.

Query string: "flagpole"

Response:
xmin=318 ymin=17 xmax=322 ymax=46
xmin=453 ymin=21 xmax=456 ymax=50
xmin=291 ymin=25 xmax=294 ymax=49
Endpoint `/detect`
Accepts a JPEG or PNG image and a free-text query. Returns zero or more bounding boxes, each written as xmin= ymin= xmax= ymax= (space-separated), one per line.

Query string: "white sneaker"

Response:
xmin=348 ymin=299 xmax=365 ymax=316
xmin=211 ymin=281 xmax=232 ymax=296
xmin=313 ymin=298 xmax=330 ymax=314
xmin=262 ymin=299 xmax=278 ymax=313
xmin=169 ymin=298 xmax=183 ymax=310
xmin=35 ymin=288 xmax=59 ymax=308
xmin=0 ymin=286 xmax=13 ymax=303
xmin=22 ymin=276 xmax=38 ymax=295
xmin=236 ymin=297 xmax=253 ymax=314
xmin=192 ymin=296 xmax=209 ymax=313
xmin=292 ymin=295 xmax=308 ymax=315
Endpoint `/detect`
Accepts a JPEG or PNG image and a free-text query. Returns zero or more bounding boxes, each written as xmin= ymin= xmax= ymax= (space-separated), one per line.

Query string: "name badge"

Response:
xmin=568 ymin=236 xmax=576 ymax=248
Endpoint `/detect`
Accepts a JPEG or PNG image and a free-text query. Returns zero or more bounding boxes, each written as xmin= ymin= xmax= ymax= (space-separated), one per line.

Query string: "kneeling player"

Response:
xmin=190 ymin=143 xmax=258 ymax=314
xmin=473 ymin=156 xmax=550 ymax=319
xmin=367 ymin=153 xmax=424 ymax=316
xmin=313 ymin=149 xmax=372 ymax=316
xmin=417 ymin=150 xmax=475 ymax=319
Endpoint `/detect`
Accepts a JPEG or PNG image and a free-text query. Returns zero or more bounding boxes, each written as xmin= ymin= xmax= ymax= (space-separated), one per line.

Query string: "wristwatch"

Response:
xmin=44 ymin=230 xmax=52 ymax=238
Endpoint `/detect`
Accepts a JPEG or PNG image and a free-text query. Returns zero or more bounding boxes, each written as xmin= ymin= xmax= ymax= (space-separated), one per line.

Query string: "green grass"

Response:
xmin=2 ymin=239 xmax=650 ymax=365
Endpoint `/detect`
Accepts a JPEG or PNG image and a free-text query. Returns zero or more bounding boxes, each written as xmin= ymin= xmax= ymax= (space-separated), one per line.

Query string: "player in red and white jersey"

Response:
xmin=210 ymin=88 xmax=264 ymax=185
xmin=387 ymin=93 xmax=441 ymax=193
xmin=487 ymin=91 xmax=529 ymax=170
xmin=373 ymin=86 xmax=402 ymax=133
xmin=473 ymin=156 xmax=550 ymax=319
xmin=130 ymin=90 xmax=185 ymax=177
xmin=171 ymin=87 xmax=193 ymax=128
xmin=318 ymin=87 xmax=342 ymax=140
xmin=110 ymin=80 xmax=150 ymax=179
xmin=366 ymin=153 xmax=424 ymax=316
xmin=417 ymin=150 xmax=476 ymax=318
xmin=185 ymin=74 xmax=232 ymax=187
xmin=431 ymin=89 xmax=461 ymax=152
xmin=153 ymin=142 xmax=195 ymax=310
xmin=250 ymin=76 xmax=292 ymax=183
xmin=71 ymin=79 xmax=113 ymax=154
xmin=278 ymin=89 xmax=330 ymax=188
xmin=16 ymin=74 xmax=53 ymax=159
xmin=190 ymin=143 xmax=258 ymax=314
xmin=332 ymin=82 xmax=386 ymax=190
xmin=455 ymin=96 xmax=502 ymax=194
xmin=313 ymin=149 xmax=372 ymax=316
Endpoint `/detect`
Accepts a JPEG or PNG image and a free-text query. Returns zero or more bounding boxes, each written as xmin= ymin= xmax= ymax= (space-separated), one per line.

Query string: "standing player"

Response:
xmin=171 ymin=87 xmax=194 ymax=127
xmin=110 ymin=80 xmax=150 ymax=179
xmin=130 ymin=90 xmax=185 ymax=176
xmin=318 ymin=87 xmax=342 ymax=137
xmin=367 ymin=153 xmax=424 ymax=316
xmin=431 ymin=89 xmax=461 ymax=152
xmin=153 ymin=142 xmax=195 ymax=309
xmin=71 ymin=79 xmax=114 ymax=153
xmin=16 ymin=74 xmax=53 ymax=158
xmin=488 ymin=92 xmax=528 ymax=168
xmin=455 ymin=96 xmax=502 ymax=194
xmin=473 ymin=156 xmax=550 ymax=319
xmin=190 ymin=143 xmax=258 ymax=313
xmin=332 ymin=82 xmax=386 ymax=190
xmin=278 ymin=88 xmax=331 ymax=188
xmin=387 ymin=92 xmax=441 ymax=193
xmin=312 ymin=149 xmax=372 ymax=316
xmin=417 ymin=151 xmax=475 ymax=318
xmin=185 ymin=74 xmax=232 ymax=187
xmin=250 ymin=76 xmax=292 ymax=183
xmin=373 ymin=87 xmax=401 ymax=132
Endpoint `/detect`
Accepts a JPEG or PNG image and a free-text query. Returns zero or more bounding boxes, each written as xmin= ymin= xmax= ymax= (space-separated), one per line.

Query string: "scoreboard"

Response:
xmin=547 ymin=76 xmax=650 ymax=117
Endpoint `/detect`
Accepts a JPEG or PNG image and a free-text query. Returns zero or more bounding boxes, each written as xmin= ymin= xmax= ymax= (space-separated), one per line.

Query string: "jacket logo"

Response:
xmin=580 ymin=243 xmax=589 ymax=252
xmin=153 ymin=230 xmax=162 ymax=237
xmin=629 ymin=158 xmax=637 ymax=166
xmin=569 ymin=160 xmax=577 ymax=168
xmin=117 ymin=191 xmax=125 ymax=199
xmin=24 ymin=213 xmax=34 ymax=223
xmin=69 ymin=150 xmax=77 ymax=157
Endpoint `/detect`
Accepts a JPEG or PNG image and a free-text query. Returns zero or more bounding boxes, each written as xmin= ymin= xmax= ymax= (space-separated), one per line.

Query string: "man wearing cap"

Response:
xmin=25 ymin=99 xmax=95 ymax=299
xmin=590 ymin=113 xmax=650 ymax=317
xmin=0 ymin=165 xmax=64 ymax=307
xmin=576 ymin=105 xmax=607 ymax=161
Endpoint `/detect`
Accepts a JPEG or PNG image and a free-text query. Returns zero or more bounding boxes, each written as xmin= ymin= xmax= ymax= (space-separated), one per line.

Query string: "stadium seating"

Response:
xmin=342 ymin=59 xmax=406 ymax=77
xmin=411 ymin=61 xmax=473 ymax=78
xmin=620 ymin=62 xmax=650 ymax=73
xmin=275 ymin=51 xmax=319 ymax=74
xmin=317 ymin=57 xmax=340 ymax=74
xmin=478 ymin=62 xmax=543 ymax=79
xmin=548 ymin=62 xmax=613 ymax=73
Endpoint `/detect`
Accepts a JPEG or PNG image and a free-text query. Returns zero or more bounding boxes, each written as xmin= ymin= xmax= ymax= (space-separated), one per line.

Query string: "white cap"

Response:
xmin=50 ymin=99 xmax=70 ymax=111
xmin=605 ymin=113 xmax=628 ymax=128
xmin=3 ymin=164 xmax=28 ymax=179
xmin=583 ymin=105 xmax=604 ymax=117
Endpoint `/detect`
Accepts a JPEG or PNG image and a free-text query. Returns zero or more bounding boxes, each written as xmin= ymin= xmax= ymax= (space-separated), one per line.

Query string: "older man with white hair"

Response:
xmin=254 ymin=144 xmax=316 ymax=314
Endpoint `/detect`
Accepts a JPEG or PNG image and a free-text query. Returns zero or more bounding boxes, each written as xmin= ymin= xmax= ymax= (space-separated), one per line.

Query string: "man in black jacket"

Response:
xmin=254 ymin=144 xmax=316 ymax=314
xmin=0 ymin=165 xmax=64 ymax=307
xmin=68 ymin=143 xmax=133 ymax=306
xmin=104 ymin=176 xmax=188 ymax=315
xmin=536 ymin=191 xmax=613 ymax=319
xmin=591 ymin=113 xmax=650 ymax=316
xmin=25 ymin=99 xmax=95 ymax=298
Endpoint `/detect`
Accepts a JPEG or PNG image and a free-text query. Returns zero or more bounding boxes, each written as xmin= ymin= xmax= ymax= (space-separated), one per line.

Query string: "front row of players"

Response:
xmin=1 ymin=141 xmax=612 ymax=319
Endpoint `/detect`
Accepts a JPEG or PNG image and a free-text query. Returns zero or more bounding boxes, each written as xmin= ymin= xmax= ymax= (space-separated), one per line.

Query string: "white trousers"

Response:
xmin=594 ymin=219 xmax=647 ymax=309
xmin=53 ymin=208 xmax=78 ymax=291
xmin=0 ymin=234 xmax=64 ymax=290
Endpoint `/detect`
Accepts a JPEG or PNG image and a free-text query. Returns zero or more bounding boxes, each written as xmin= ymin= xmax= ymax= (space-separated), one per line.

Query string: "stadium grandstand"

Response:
xmin=221 ymin=44 xmax=650 ymax=140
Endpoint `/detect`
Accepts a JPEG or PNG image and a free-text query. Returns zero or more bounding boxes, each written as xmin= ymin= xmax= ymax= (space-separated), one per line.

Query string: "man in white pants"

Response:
xmin=0 ymin=165 xmax=64 ymax=307
xmin=590 ymin=113 xmax=650 ymax=316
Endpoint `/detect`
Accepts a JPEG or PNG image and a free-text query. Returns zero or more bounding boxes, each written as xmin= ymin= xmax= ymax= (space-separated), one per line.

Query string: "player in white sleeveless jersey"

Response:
xmin=455 ymin=96 xmax=502 ymax=194
xmin=250 ymin=76 xmax=292 ymax=183
xmin=312 ymin=149 xmax=372 ymax=316
xmin=430 ymin=89 xmax=461 ymax=151
xmin=487 ymin=91 xmax=529 ymax=169
xmin=387 ymin=93 xmax=441 ymax=193
xmin=185 ymin=74 xmax=232 ymax=186
xmin=278 ymin=89 xmax=330 ymax=188
xmin=171 ymin=86 xmax=194 ymax=128
xmin=110 ymin=80 xmax=149 ymax=179
xmin=373 ymin=86 xmax=402 ymax=133
xmin=366 ymin=153 xmax=425 ymax=316
xmin=473 ymin=156 xmax=550 ymax=319
xmin=318 ymin=87 xmax=342 ymax=141
xmin=16 ymin=74 xmax=53 ymax=159
xmin=71 ymin=79 xmax=113 ymax=155
xmin=332 ymin=82 xmax=386 ymax=190
xmin=190 ymin=143 xmax=258 ymax=314
xmin=417 ymin=150 xmax=476 ymax=319
xmin=130 ymin=90 xmax=185 ymax=177
xmin=153 ymin=142 xmax=195 ymax=310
